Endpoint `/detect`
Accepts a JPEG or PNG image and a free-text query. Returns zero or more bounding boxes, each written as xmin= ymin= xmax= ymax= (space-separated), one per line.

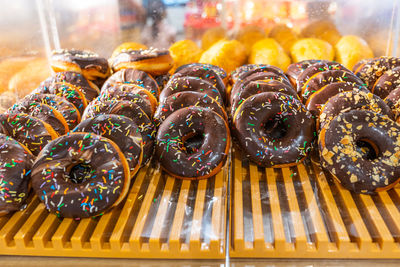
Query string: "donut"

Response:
xmin=301 ymin=69 xmax=364 ymax=102
xmin=31 ymin=132 xmax=130 ymax=218
xmin=154 ymin=91 xmax=227 ymax=125
xmin=160 ymin=76 xmax=223 ymax=105
xmin=110 ymin=48 xmax=174 ymax=75
xmin=290 ymin=38 xmax=335 ymax=62
xmin=111 ymin=42 xmax=148 ymax=58
xmin=286 ymin=60 xmax=326 ymax=87
xmin=72 ymin=114 xmax=142 ymax=178
xmin=50 ymin=49 xmax=110 ymax=80
xmin=230 ymin=80 xmax=298 ymax=117
xmin=154 ymin=74 xmax=170 ymax=89
xmin=355 ymin=56 xmax=400 ymax=90
xmin=296 ymin=61 xmax=350 ymax=95
xmin=230 ymin=71 xmax=292 ymax=103
xmin=319 ymin=89 xmax=394 ymax=130
xmin=101 ymin=68 xmax=160 ymax=98
xmin=21 ymin=93 xmax=81 ymax=129
xmin=372 ymin=66 xmax=400 ymax=98
xmin=39 ymin=71 xmax=99 ymax=101
xmin=0 ymin=113 xmax=59 ymax=156
xmin=319 ymin=110 xmax=400 ymax=194
xmin=175 ymin=63 xmax=227 ymax=81
xmin=33 ymin=82 xmax=88 ymax=114
xmin=305 ymin=82 xmax=369 ymax=115
xmin=155 ymin=106 xmax=230 ymax=179
xmin=81 ymin=101 xmax=155 ymax=165
xmin=172 ymin=64 xmax=227 ymax=103
xmin=99 ymin=83 xmax=157 ymax=117
xmin=231 ymin=64 xmax=287 ymax=85
xmin=385 ymin=87 xmax=400 ymax=121
xmin=248 ymin=38 xmax=291 ymax=71
xmin=0 ymin=134 xmax=34 ymax=216
xmin=7 ymin=101 xmax=69 ymax=135
xmin=232 ymin=92 xmax=315 ymax=167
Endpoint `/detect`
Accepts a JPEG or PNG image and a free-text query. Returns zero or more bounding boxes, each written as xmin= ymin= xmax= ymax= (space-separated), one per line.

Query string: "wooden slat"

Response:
xmin=377 ymin=192 xmax=400 ymax=240
xmin=281 ymin=167 xmax=308 ymax=250
xmin=32 ymin=214 xmax=60 ymax=249
xmin=189 ymin=179 xmax=207 ymax=251
xmin=249 ymin=164 xmax=265 ymax=250
xmin=265 ymin=168 xmax=287 ymax=250
xmin=70 ymin=218 xmax=96 ymax=250
xmin=90 ymin=206 xmax=119 ymax=250
xmin=169 ymin=180 xmax=191 ymax=251
xmin=232 ymin=150 xmax=244 ymax=251
xmin=149 ymin=176 xmax=175 ymax=250
xmin=51 ymin=218 xmax=76 ymax=250
xmin=210 ymin=170 xmax=224 ymax=251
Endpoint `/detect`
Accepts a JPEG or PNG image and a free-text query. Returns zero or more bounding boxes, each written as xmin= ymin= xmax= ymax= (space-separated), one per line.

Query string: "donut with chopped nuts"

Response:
xmin=372 ymin=66 xmax=400 ymax=98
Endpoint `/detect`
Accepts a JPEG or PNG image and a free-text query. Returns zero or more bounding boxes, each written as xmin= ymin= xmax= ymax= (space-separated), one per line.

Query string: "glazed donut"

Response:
xmin=305 ymin=82 xmax=369 ymax=115
xmin=101 ymin=68 xmax=160 ymax=98
xmin=31 ymin=132 xmax=130 ymax=218
xmin=0 ymin=113 xmax=58 ymax=156
xmin=175 ymin=63 xmax=227 ymax=81
xmin=301 ymin=69 xmax=364 ymax=102
xmin=230 ymin=64 xmax=286 ymax=85
xmin=296 ymin=61 xmax=349 ymax=95
xmin=0 ymin=134 xmax=34 ymax=216
xmin=232 ymin=92 xmax=315 ymax=167
xmin=7 ymin=101 xmax=69 ymax=135
xmin=372 ymin=66 xmax=400 ymax=98
xmin=286 ymin=60 xmax=326 ymax=87
xmin=156 ymin=106 xmax=230 ymax=179
xmin=51 ymin=49 xmax=110 ymax=80
xmin=319 ymin=110 xmax=400 ymax=194
xmin=319 ymin=89 xmax=394 ymax=130
xmin=230 ymin=71 xmax=292 ymax=103
xmin=81 ymin=101 xmax=155 ymax=165
xmin=110 ymin=48 xmax=174 ymax=76
xmin=21 ymin=93 xmax=81 ymax=129
xmin=385 ymin=87 xmax=400 ymax=121
xmin=39 ymin=71 xmax=99 ymax=101
xmin=173 ymin=64 xmax=227 ymax=102
xmin=230 ymin=80 xmax=298 ymax=116
xmin=355 ymin=56 xmax=400 ymax=90
xmin=154 ymin=91 xmax=228 ymax=125
xmin=72 ymin=114 xmax=142 ymax=178
xmin=154 ymin=74 xmax=170 ymax=89
xmin=99 ymin=83 xmax=157 ymax=117
xmin=33 ymin=82 xmax=88 ymax=114
xmin=160 ymin=76 xmax=223 ymax=105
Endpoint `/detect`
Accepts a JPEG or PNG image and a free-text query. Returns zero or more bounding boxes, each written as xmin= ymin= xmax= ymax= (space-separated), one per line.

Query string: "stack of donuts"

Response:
xmin=229 ymin=64 xmax=316 ymax=168
xmin=154 ymin=63 xmax=230 ymax=179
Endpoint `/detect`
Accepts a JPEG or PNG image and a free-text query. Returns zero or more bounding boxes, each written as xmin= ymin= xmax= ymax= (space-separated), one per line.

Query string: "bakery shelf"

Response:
xmin=0 ymin=159 xmax=228 ymax=259
xmin=230 ymin=148 xmax=400 ymax=258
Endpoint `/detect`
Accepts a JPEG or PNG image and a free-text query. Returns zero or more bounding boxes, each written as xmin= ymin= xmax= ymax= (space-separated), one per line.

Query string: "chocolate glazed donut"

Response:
xmin=31 ymin=132 xmax=130 ymax=218
xmin=230 ymin=64 xmax=286 ymax=85
xmin=0 ymin=134 xmax=34 ymax=216
xmin=154 ymin=91 xmax=228 ymax=125
xmin=286 ymin=60 xmax=327 ymax=88
xmin=319 ymin=89 xmax=394 ymax=130
xmin=101 ymin=68 xmax=160 ymax=98
xmin=372 ymin=66 xmax=400 ymax=98
xmin=296 ymin=61 xmax=349 ymax=95
xmin=39 ymin=71 xmax=99 ymax=101
xmin=160 ymin=76 xmax=224 ymax=105
xmin=233 ymin=92 xmax=315 ymax=167
xmin=172 ymin=65 xmax=227 ymax=103
xmin=319 ymin=110 xmax=400 ymax=194
xmin=230 ymin=72 xmax=292 ymax=103
xmin=385 ymin=87 xmax=400 ymax=121
xmin=156 ymin=106 xmax=230 ymax=179
xmin=301 ymin=70 xmax=364 ymax=102
xmin=231 ymin=80 xmax=298 ymax=116
xmin=72 ymin=114 xmax=143 ymax=178
xmin=175 ymin=63 xmax=227 ymax=81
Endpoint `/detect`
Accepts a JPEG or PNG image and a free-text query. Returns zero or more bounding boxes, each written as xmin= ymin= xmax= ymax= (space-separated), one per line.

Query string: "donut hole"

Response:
xmin=356 ymin=138 xmax=380 ymax=160
xmin=182 ymin=132 xmax=204 ymax=154
xmin=69 ymin=163 xmax=93 ymax=184
xmin=262 ymin=115 xmax=288 ymax=140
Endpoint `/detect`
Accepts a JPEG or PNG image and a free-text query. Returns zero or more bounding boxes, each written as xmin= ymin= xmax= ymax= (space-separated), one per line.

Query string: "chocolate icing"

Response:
xmin=230 ymin=64 xmax=285 ymax=85
xmin=175 ymin=63 xmax=227 ymax=80
xmin=101 ymin=68 xmax=160 ymax=98
xmin=233 ymin=92 xmax=315 ymax=167
xmin=286 ymin=60 xmax=326 ymax=87
xmin=154 ymin=91 xmax=227 ymax=125
xmin=319 ymin=110 xmax=400 ymax=194
xmin=373 ymin=66 xmax=400 ymax=98
xmin=73 ymin=114 xmax=142 ymax=177
xmin=0 ymin=134 xmax=34 ymax=215
xmin=160 ymin=76 xmax=223 ymax=105
xmin=0 ymin=113 xmax=57 ymax=156
xmin=156 ymin=106 xmax=229 ymax=179
xmin=385 ymin=87 xmax=400 ymax=120
xmin=31 ymin=132 xmax=129 ymax=218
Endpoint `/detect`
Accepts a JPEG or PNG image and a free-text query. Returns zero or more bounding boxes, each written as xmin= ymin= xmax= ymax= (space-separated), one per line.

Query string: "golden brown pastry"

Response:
xmin=236 ymin=26 xmax=266 ymax=54
xmin=249 ymin=38 xmax=291 ymax=71
xmin=111 ymin=42 xmax=148 ymax=58
xmin=0 ymin=56 xmax=36 ymax=93
xmin=290 ymin=38 xmax=334 ymax=62
xmin=169 ymin=40 xmax=202 ymax=73
xmin=301 ymin=20 xmax=341 ymax=45
xmin=335 ymin=35 xmax=374 ymax=70
xmin=268 ymin=24 xmax=299 ymax=53
xmin=201 ymin=27 xmax=226 ymax=50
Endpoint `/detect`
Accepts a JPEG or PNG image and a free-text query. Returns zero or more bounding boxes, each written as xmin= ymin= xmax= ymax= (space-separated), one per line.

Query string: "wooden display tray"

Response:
xmin=0 ymin=160 xmax=228 ymax=259
xmin=230 ymin=148 xmax=400 ymax=258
